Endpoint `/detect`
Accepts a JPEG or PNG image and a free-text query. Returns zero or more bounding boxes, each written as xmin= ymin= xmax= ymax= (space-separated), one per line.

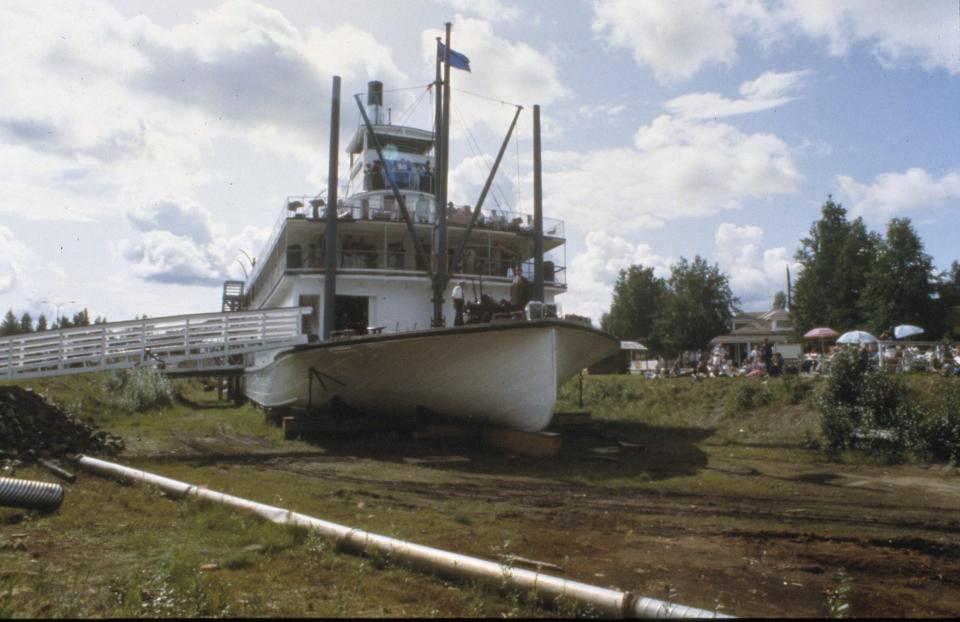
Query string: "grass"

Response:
xmin=558 ymin=373 xmax=823 ymax=451
xmin=1 ymin=371 xmax=958 ymax=617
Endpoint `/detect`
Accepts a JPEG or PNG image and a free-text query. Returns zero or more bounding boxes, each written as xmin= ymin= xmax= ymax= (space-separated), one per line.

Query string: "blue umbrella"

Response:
xmin=837 ymin=330 xmax=877 ymax=344
xmin=893 ymin=324 xmax=924 ymax=339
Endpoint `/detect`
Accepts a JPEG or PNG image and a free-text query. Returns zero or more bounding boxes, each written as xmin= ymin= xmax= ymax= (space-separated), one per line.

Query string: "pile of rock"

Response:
xmin=0 ymin=386 xmax=124 ymax=466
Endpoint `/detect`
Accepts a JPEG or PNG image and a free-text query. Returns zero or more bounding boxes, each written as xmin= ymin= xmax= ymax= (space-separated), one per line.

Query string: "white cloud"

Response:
xmin=120 ymin=230 xmax=227 ymax=286
xmin=119 ymin=200 xmax=269 ymax=285
xmin=591 ymin=0 xmax=761 ymax=83
xmin=714 ymin=223 xmax=798 ymax=309
xmin=577 ymin=103 xmax=627 ymax=119
xmin=542 ymin=115 xmax=801 ymax=233
xmin=780 ymin=0 xmax=959 ymax=74
xmin=0 ymin=0 xmax=409 ymax=222
xmin=128 ymin=201 xmax=216 ymax=244
xmin=437 ymin=0 xmax=521 ymax=23
xmin=0 ymin=226 xmax=31 ymax=295
xmin=664 ymin=70 xmax=813 ymax=119
xmin=838 ymin=168 xmax=960 ymax=222
xmin=590 ymin=0 xmax=959 ymax=83
xmin=421 ymin=16 xmax=568 ymax=135
xmin=560 ymin=230 xmax=670 ymax=321
xmin=447 ymin=154 xmax=517 ymax=208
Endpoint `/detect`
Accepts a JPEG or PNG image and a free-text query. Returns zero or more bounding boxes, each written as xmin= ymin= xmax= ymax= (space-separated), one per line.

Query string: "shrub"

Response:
xmin=818 ymin=348 xmax=914 ymax=460
xmin=119 ymin=366 xmax=176 ymax=411
xmin=914 ymin=380 xmax=960 ymax=462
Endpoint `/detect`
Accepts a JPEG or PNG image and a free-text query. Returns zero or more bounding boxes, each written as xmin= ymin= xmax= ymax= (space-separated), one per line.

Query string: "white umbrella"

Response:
xmin=837 ymin=330 xmax=877 ymax=344
xmin=893 ymin=324 xmax=924 ymax=339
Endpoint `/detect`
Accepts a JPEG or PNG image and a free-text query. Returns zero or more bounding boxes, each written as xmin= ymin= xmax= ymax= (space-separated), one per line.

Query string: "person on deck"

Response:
xmin=510 ymin=266 xmax=530 ymax=308
xmin=452 ymin=280 xmax=466 ymax=326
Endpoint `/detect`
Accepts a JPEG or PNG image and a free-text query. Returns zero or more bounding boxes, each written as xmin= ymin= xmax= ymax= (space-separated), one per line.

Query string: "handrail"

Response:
xmin=0 ymin=307 xmax=311 ymax=380
xmin=281 ymin=195 xmax=564 ymax=237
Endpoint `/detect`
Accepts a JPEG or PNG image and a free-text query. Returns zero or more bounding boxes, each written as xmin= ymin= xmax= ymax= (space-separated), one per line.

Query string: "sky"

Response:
xmin=0 ymin=0 xmax=958 ymax=325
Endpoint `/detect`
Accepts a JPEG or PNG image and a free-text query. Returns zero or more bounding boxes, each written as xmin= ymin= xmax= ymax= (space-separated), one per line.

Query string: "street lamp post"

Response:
xmin=41 ymin=299 xmax=75 ymax=329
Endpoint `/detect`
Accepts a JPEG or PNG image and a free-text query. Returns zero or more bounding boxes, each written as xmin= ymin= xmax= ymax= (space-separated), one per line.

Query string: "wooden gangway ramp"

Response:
xmin=0 ymin=307 xmax=310 ymax=381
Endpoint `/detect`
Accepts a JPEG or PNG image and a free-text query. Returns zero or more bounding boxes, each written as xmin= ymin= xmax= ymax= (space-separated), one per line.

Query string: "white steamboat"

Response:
xmin=236 ymin=65 xmax=617 ymax=432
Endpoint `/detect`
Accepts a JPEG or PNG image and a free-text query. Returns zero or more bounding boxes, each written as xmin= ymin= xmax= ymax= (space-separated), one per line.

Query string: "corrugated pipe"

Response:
xmin=76 ymin=455 xmax=731 ymax=618
xmin=0 ymin=476 xmax=65 ymax=512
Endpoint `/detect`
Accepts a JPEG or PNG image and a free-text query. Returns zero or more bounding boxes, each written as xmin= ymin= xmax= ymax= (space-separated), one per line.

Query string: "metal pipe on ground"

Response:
xmin=0 ymin=476 xmax=65 ymax=512
xmin=75 ymin=455 xmax=731 ymax=619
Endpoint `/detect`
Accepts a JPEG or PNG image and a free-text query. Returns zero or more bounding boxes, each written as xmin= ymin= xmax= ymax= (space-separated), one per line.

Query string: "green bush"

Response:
xmin=914 ymin=380 xmax=960 ymax=462
xmin=818 ymin=348 xmax=909 ymax=459
xmin=817 ymin=348 xmax=960 ymax=462
xmin=117 ymin=366 xmax=176 ymax=412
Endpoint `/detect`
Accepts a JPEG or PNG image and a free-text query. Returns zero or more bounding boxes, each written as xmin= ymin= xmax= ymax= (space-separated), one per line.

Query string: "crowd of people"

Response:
xmin=645 ymin=339 xmax=785 ymax=379
xmin=797 ymin=339 xmax=960 ymax=376
xmin=641 ymin=338 xmax=960 ymax=379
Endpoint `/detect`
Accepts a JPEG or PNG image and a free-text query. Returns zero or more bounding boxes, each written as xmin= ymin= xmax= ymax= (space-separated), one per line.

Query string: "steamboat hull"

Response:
xmin=244 ymin=320 xmax=618 ymax=431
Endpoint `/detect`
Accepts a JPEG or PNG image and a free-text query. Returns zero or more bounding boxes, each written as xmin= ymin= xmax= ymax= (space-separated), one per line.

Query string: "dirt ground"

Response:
xmin=3 ymin=377 xmax=959 ymax=618
xmin=131 ymin=414 xmax=960 ymax=618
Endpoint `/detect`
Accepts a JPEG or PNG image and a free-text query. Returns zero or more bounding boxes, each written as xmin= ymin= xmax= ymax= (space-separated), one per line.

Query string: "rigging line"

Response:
xmin=515 ymin=125 xmax=521 ymax=213
xmin=396 ymin=86 xmax=430 ymax=127
xmin=453 ymin=105 xmax=504 ymax=211
xmin=381 ymin=82 xmax=434 ymax=93
xmin=455 ymin=103 xmax=514 ymax=212
xmin=453 ymin=105 xmax=508 ymax=211
xmin=451 ymin=87 xmax=520 ymax=108
xmin=452 ymin=106 xmax=488 ymax=182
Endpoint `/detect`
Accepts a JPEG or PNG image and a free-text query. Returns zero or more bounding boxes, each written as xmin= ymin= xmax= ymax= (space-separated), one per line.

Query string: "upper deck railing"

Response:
xmin=245 ymin=193 xmax=564 ymax=289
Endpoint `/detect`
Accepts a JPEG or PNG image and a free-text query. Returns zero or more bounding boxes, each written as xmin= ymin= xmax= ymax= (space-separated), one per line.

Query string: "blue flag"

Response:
xmin=438 ymin=42 xmax=471 ymax=72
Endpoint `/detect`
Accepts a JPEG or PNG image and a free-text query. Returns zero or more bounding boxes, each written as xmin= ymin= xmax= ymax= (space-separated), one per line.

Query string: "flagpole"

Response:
xmin=431 ymin=22 xmax=452 ymax=327
xmin=431 ymin=36 xmax=444 ymax=327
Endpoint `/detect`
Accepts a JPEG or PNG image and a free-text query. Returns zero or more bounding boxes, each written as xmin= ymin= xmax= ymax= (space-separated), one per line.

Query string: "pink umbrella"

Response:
xmin=804 ymin=327 xmax=839 ymax=355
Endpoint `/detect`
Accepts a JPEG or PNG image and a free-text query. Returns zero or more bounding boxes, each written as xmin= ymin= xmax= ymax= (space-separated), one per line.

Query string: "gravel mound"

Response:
xmin=0 ymin=386 xmax=124 ymax=463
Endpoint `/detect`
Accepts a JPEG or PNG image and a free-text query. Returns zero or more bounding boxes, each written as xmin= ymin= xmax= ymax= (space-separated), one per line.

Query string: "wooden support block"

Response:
xmin=482 ymin=427 xmax=562 ymax=458
xmin=551 ymin=411 xmax=591 ymax=427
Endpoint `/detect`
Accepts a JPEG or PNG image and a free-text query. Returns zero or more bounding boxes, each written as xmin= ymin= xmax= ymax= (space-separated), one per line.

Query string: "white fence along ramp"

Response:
xmin=0 ymin=307 xmax=309 ymax=380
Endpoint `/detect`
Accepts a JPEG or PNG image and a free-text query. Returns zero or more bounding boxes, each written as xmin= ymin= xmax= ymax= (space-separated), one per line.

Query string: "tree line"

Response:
xmin=603 ymin=197 xmax=959 ymax=354
xmin=0 ymin=308 xmax=107 ymax=337
xmin=601 ymin=256 xmax=739 ymax=356
xmin=791 ymin=197 xmax=959 ymax=339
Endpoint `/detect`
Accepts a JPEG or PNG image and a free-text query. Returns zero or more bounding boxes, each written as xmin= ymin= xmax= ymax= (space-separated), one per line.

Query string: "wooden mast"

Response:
xmin=431 ymin=22 xmax=453 ymax=327
xmin=322 ymin=75 xmax=341 ymax=340
xmin=532 ymin=104 xmax=545 ymax=302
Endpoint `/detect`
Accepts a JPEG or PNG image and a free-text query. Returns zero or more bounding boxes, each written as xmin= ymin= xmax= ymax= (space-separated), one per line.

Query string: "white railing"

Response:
xmin=0 ymin=307 xmax=310 ymax=380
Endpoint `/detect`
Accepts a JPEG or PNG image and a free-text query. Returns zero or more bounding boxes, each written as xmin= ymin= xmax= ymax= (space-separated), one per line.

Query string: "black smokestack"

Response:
xmin=367 ymin=81 xmax=383 ymax=107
